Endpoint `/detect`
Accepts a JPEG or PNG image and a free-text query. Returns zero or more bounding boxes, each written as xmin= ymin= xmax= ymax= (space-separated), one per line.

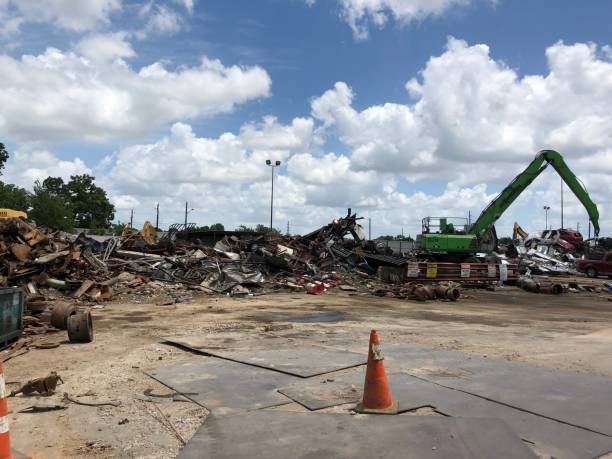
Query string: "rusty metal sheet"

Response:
xmin=278 ymin=369 xmax=612 ymax=459
xmin=383 ymin=344 xmax=612 ymax=437
xmin=164 ymin=335 xmax=366 ymax=378
xmin=146 ymin=357 xmax=296 ymax=414
xmin=197 ymin=346 xmax=366 ymax=377
xmin=277 ymin=374 xmax=362 ymax=410
xmin=178 ymin=412 xmax=536 ymax=459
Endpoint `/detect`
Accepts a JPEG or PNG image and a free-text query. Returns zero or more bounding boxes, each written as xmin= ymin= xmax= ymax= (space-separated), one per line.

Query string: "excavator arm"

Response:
xmin=469 ymin=150 xmax=600 ymax=238
xmin=513 ymin=222 xmax=528 ymax=241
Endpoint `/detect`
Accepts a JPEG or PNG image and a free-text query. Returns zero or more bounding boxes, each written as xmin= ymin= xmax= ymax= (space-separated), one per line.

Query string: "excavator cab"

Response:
xmin=421 ymin=217 xmax=467 ymax=235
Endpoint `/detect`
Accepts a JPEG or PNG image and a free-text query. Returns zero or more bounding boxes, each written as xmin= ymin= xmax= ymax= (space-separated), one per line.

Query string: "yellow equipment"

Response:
xmin=0 ymin=208 xmax=27 ymax=219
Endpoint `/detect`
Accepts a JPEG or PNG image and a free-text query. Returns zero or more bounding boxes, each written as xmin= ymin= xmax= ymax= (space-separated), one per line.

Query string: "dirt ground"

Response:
xmin=6 ymin=281 xmax=612 ymax=458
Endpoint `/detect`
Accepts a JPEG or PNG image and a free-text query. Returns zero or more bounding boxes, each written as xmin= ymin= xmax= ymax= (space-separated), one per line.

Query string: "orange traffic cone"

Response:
xmin=355 ymin=329 xmax=398 ymax=414
xmin=0 ymin=360 xmax=13 ymax=459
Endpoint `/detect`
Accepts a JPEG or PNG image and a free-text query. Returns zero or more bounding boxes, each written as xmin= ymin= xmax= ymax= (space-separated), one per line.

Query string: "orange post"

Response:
xmin=355 ymin=329 xmax=398 ymax=414
xmin=0 ymin=361 xmax=12 ymax=459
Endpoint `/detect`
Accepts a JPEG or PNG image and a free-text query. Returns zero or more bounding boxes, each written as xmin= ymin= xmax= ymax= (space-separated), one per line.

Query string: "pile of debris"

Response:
xmin=511 ymin=227 xmax=611 ymax=276
xmin=12 ymin=209 xmax=612 ymax=312
xmin=1 ymin=210 xmax=466 ymax=312
xmin=516 ymin=247 xmax=577 ymax=275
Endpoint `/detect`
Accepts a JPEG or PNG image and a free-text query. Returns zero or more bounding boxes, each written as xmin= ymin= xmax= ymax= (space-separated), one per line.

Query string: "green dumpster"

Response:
xmin=0 ymin=287 xmax=24 ymax=348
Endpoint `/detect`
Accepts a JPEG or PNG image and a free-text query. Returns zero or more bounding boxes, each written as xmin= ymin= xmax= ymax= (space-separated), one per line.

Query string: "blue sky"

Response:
xmin=1 ymin=0 xmax=611 ymax=237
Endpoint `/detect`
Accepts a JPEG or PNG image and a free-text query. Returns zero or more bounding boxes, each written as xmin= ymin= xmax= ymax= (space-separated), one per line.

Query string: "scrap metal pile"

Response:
xmin=0 ymin=212 xmax=463 ymax=316
xmin=511 ymin=228 xmax=608 ymax=276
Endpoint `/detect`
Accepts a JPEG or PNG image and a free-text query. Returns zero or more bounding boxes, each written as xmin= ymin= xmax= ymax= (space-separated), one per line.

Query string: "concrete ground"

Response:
xmin=6 ymin=281 xmax=612 ymax=458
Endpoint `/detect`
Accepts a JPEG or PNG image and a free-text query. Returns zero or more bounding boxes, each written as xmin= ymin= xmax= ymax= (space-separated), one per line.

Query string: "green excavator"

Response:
xmin=415 ymin=150 xmax=600 ymax=262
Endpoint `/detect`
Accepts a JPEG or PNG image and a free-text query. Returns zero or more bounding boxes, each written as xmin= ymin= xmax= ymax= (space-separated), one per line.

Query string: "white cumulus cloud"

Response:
xmin=3 ymin=149 xmax=91 ymax=189
xmin=136 ymin=3 xmax=184 ymax=38
xmin=0 ymin=43 xmax=271 ymax=143
xmin=307 ymin=0 xmax=474 ymax=40
xmin=171 ymin=0 xmax=194 ymax=13
xmin=0 ymin=0 xmax=121 ymax=33
xmin=308 ymin=38 xmax=612 ymax=232
xmin=75 ymin=32 xmax=135 ymax=63
xmin=95 ymin=116 xmax=497 ymax=234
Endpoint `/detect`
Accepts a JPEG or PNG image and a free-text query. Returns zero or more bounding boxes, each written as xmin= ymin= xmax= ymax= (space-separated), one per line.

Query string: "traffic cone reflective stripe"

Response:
xmin=0 ymin=361 xmax=12 ymax=459
xmin=355 ymin=329 xmax=398 ymax=414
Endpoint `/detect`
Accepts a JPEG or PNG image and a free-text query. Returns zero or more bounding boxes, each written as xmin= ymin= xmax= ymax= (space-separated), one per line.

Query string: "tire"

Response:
xmin=586 ymin=267 xmax=598 ymax=278
xmin=67 ymin=311 xmax=93 ymax=343
xmin=50 ymin=304 xmax=77 ymax=330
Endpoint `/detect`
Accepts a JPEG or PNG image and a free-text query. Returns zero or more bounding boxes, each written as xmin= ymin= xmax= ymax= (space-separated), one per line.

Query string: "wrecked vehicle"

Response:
xmin=576 ymin=251 xmax=612 ymax=278
xmin=525 ymin=229 xmax=584 ymax=255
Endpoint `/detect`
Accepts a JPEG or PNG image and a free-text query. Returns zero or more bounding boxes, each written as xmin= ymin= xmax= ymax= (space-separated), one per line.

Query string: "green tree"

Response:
xmin=0 ymin=143 xmax=8 ymax=176
xmin=236 ymin=224 xmax=255 ymax=232
xmin=210 ymin=223 xmax=225 ymax=231
xmin=29 ymin=181 xmax=73 ymax=231
xmin=192 ymin=225 xmax=210 ymax=231
xmin=255 ymin=224 xmax=281 ymax=235
xmin=395 ymin=235 xmax=414 ymax=241
xmin=0 ymin=182 xmax=30 ymax=211
xmin=379 ymin=234 xmax=414 ymax=241
xmin=498 ymin=236 xmax=513 ymax=246
xmin=40 ymin=175 xmax=115 ymax=229
xmin=0 ymin=143 xmax=29 ymax=211
xmin=39 ymin=177 xmax=65 ymax=196
xmin=64 ymin=175 xmax=115 ymax=228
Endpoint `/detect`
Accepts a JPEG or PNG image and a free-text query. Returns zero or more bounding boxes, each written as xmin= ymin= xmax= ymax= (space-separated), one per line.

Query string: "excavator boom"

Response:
xmin=469 ymin=150 xmax=600 ymax=237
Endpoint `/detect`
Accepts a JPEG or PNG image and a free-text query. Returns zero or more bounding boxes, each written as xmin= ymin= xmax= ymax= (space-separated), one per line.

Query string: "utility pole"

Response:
xmin=543 ymin=206 xmax=550 ymax=230
xmin=183 ymin=202 xmax=195 ymax=229
xmin=286 ymin=221 xmax=290 ymax=236
xmin=560 ymin=178 xmax=564 ymax=229
xmin=130 ymin=209 xmax=134 ymax=228
xmin=368 ymin=217 xmax=372 ymax=240
xmin=266 ymin=160 xmax=281 ymax=231
xmin=577 ymin=222 xmax=580 ymax=233
xmin=155 ymin=203 xmax=159 ymax=230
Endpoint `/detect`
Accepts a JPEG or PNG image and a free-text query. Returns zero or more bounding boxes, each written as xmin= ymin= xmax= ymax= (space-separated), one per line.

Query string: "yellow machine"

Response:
xmin=0 ymin=208 xmax=27 ymax=219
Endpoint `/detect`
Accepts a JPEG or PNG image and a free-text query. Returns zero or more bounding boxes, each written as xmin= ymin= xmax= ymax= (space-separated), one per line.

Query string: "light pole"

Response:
xmin=543 ymin=205 xmax=550 ymax=230
xmin=266 ymin=160 xmax=281 ymax=231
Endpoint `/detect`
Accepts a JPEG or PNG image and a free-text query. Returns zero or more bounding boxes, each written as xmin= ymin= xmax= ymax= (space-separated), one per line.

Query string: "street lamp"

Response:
xmin=543 ymin=205 xmax=550 ymax=230
xmin=266 ymin=159 xmax=281 ymax=231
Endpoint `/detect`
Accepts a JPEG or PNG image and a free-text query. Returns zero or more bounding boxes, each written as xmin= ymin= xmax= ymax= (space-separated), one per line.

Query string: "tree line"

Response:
xmin=378 ymin=235 xmax=414 ymax=241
